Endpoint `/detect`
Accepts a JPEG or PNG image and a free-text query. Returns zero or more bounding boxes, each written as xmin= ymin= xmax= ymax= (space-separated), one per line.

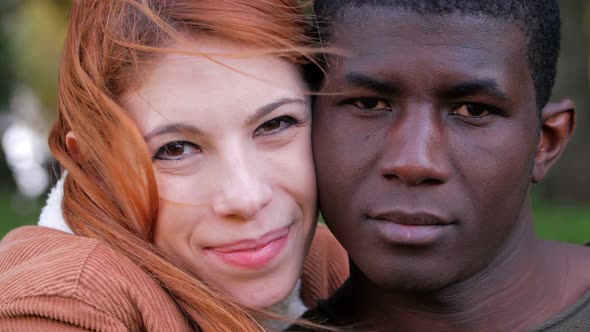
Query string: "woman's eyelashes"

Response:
xmin=254 ymin=115 xmax=299 ymax=136
xmin=154 ymin=141 xmax=202 ymax=161
xmin=152 ymin=116 xmax=301 ymax=160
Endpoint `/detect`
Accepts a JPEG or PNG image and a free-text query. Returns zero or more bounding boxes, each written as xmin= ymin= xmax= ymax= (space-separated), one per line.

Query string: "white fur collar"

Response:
xmin=37 ymin=173 xmax=307 ymax=326
xmin=266 ymin=279 xmax=308 ymax=330
xmin=38 ymin=172 xmax=73 ymax=234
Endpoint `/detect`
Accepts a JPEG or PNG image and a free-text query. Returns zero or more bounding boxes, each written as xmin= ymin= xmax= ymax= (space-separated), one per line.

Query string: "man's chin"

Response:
xmin=353 ymin=260 xmax=463 ymax=294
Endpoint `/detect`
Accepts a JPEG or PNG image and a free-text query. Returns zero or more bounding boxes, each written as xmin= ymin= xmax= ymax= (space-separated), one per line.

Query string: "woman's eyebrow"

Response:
xmin=245 ymin=97 xmax=307 ymax=126
xmin=144 ymin=123 xmax=203 ymax=142
xmin=144 ymin=98 xmax=307 ymax=142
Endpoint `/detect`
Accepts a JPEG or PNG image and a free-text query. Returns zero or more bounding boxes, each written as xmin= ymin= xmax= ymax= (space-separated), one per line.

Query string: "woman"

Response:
xmin=0 ymin=0 xmax=347 ymax=331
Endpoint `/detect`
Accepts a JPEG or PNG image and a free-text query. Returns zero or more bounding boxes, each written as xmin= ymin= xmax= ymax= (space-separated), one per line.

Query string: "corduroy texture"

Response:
xmin=0 ymin=224 xmax=348 ymax=331
xmin=300 ymin=226 xmax=349 ymax=309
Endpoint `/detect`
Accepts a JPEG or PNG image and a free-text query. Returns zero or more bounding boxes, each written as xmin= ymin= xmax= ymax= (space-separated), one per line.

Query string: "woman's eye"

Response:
xmin=451 ymin=103 xmax=492 ymax=117
xmin=352 ymin=97 xmax=391 ymax=111
xmin=255 ymin=116 xmax=296 ymax=136
xmin=154 ymin=141 xmax=201 ymax=160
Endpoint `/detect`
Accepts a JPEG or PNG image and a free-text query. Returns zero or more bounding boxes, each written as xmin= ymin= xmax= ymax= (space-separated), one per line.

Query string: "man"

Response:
xmin=305 ymin=0 xmax=589 ymax=330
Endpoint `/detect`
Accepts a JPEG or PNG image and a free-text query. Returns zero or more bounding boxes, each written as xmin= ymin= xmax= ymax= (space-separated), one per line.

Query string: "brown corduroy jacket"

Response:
xmin=0 ymin=224 xmax=348 ymax=331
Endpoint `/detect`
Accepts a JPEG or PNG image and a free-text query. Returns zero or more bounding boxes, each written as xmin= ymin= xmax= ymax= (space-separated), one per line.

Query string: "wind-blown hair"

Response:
xmin=49 ymin=0 xmax=317 ymax=330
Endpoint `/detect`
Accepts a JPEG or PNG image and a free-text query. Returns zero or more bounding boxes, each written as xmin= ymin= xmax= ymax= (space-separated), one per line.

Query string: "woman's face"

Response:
xmin=124 ymin=38 xmax=317 ymax=308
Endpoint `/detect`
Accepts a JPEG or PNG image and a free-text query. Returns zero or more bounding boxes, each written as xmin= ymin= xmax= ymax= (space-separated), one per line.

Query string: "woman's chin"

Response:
xmin=219 ymin=267 xmax=300 ymax=309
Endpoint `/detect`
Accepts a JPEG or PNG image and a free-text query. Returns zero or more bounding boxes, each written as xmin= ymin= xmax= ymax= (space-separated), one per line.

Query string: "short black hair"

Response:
xmin=313 ymin=0 xmax=561 ymax=109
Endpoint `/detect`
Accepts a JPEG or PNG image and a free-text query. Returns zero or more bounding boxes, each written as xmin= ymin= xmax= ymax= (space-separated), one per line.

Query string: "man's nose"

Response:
xmin=379 ymin=104 xmax=451 ymax=186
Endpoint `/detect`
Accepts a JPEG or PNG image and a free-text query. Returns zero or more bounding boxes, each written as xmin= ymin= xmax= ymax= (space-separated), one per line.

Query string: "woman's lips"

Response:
xmin=205 ymin=225 xmax=291 ymax=269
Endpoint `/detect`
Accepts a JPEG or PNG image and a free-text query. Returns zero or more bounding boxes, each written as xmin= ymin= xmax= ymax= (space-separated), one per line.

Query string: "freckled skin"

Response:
xmin=313 ymin=8 xmax=587 ymax=331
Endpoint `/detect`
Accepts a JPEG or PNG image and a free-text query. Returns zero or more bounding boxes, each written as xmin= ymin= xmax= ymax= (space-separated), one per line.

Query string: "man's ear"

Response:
xmin=532 ymin=99 xmax=575 ymax=183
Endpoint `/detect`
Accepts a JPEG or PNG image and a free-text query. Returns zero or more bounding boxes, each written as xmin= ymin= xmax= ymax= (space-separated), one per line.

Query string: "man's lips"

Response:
xmin=366 ymin=210 xmax=454 ymax=226
xmin=365 ymin=210 xmax=454 ymax=245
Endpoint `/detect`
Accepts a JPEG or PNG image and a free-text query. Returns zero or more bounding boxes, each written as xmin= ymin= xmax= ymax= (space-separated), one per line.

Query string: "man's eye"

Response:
xmin=154 ymin=141 xmax=201 ymax=160
xmin=451 ymin=103 xmax=492 ymax=117
xmin=254 ymin=116 xmax=296 ymax=136
xmin=352 ymin=97 xmax=391 ymax=111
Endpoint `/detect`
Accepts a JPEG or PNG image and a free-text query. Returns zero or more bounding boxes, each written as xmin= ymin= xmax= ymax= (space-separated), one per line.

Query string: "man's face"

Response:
xmin=313 ymin=8 xmax=541 ymax=290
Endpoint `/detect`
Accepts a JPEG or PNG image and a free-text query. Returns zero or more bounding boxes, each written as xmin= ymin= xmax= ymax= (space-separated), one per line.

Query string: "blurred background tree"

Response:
xmin=0 ymin=0 xmax=588 ymax=241
xmin=3 ymin=0 xmax=68 ymax=123
xmin=0 ymin=0 xmax=19 ymax=182
xmin=1 ymin=0 xmax=69 ymax=233
xmin=542 ymin=0 xmax=590 ymax=203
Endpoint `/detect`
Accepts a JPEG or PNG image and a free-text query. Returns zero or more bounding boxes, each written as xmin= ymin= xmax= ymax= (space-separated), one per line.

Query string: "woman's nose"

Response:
xmin=211 ymin=156 xmax=273 ymax=220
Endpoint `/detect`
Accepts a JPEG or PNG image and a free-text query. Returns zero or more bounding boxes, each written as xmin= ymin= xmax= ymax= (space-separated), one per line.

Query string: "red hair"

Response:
xmin=49 ymin=0 xmax=318 ymax=330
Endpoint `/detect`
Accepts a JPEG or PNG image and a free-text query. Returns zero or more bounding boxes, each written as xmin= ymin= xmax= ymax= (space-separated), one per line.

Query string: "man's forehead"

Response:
xmin=325 ymin=7 xmax=528 ymax=71
xmin=318 ymin=7 xmax=534 ymax=106
xmin=333 ymin=5 xmax=523 ymax=43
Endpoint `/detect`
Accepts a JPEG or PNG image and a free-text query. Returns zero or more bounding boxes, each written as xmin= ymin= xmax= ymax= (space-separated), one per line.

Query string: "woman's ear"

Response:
xmin=531 ymin=99 xmax=575 ymax=183
xmin=65 ymin=131 xmax=80 ymax=160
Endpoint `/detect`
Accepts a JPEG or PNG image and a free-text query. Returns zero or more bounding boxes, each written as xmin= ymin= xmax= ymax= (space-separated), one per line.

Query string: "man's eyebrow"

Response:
xmin=343 ymin=73 xmax=401 ymax=95
xmin=442 ymin=80 xmax=510 ymax=102
xmin=144 ymin=123 xmax=203 ymax=142
xmin=245 ymin=97 xmax=307 ymax=126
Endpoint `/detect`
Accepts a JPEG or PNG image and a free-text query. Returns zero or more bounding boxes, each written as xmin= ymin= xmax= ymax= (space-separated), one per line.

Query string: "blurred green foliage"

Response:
xmin=0 ymin=24 xmax=14 ymax=110
xmin=3 ymin=1 xmax=68 ymax=112
xmin=534 ymin=203 xmax=590 ymax=244
xmin=0 ymin=191 xmax=42 ymax=237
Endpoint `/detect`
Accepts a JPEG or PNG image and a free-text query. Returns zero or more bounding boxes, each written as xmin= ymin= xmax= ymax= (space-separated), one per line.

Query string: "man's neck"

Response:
xmin=332 ymin=222 xmax=582 ymax=331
